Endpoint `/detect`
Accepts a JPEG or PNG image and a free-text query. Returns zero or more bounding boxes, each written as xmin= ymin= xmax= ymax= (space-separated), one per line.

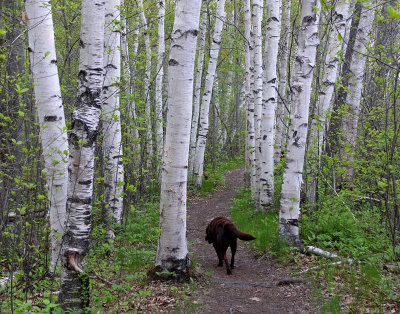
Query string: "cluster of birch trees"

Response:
xmin=1 ymin=0 xmax=400 ymax=310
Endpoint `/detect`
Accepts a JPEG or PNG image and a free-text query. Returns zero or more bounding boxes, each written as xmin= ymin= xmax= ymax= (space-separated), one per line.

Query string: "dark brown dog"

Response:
xmin=205 ymin=216 xmax=255 ymax=275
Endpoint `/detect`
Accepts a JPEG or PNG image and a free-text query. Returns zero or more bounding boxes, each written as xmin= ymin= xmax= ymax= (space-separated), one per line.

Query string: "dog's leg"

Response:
xmin=230 ymin=239 xmax=237 ymax=269
xmin=223 ymin=250 xmax=232 ymax=275
xmin=213 ymin=244 xmax=223 ymax=266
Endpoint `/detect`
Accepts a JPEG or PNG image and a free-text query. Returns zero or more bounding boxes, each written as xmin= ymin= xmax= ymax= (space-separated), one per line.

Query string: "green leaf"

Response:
xmin=387 ymin=5 xmax=400 ymax=19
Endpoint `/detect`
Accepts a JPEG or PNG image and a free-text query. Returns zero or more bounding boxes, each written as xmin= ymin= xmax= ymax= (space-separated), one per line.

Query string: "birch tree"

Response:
xmin=102 ymin=0 xmax=124 ymax=229
xmin=252 ymin=0 xmax=263 ymax=206
xmin=59 ymin=0 xmax=105 ymax=310
xmin=189 ymin=10 xmax=207 ymax=175
xmin=274 ymin=0 xmax=291 ymax=163
xmin=341 ymin=1 xmax=375 ymax=185
xmin=155 ymin=0 xmax=165 ymax=159
xmin=311 ymin=0 xmax=349 ymax=156
xmin=26 ymin=0 xmax=68 ymax=272
xmin=244 ymin=0 xmax=255 ymax=187
xmin=259 ymin=0 xmax=281 ymax=209
xmin=137 ymin=0 xmax=153 ymax=164
xmin=279 ymin=0 xmax=320 ymax=247
xmin=193 ymin=0 xmax=227 ymax=188
xmin=155 ymin=0 xmax=202 ymax=275
xmin=307 ymin=0 xmax=349 ymax=203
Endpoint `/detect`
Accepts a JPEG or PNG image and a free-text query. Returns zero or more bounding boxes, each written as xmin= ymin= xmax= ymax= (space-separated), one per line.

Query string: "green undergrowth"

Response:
xmin=300 ymin=195 xmax=400 ymax=312
xmin=87 ymin=202 xmax=198 ymax=312
xmin=228 ymin=188 xmax=294 ymax=262
xmin=197 ymin=156 xmax=244 ymax=196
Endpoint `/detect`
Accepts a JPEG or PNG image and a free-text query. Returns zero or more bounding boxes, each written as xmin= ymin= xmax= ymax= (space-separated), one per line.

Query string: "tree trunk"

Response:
xmin=244 ymin=0 xmax=254 ymax=187
xmin=341 ymin=1 xmax=375 ymax=186
xmin=137 ymin=0 xmax=153 ymax=167
xmin=274 ymin=0 xmax=291 ymax=163
xmin=252 ymin=0 xmax=263 ymax=207
xmin=155 ymin=0 xmax=165 ymax=164
xmin=279 ymin=0 xmax=320 ymax=247
xmin=259 ymin=0 xmax=281 ymax=209
xmin=102 ymin=0 xmax=124 ymax=229
xmin=59 ymin=0 xmax=105 ymax=310
xmin=193 ymin=0 xmax=226 ymax=188
xmin=155 ymin=0 xmax=202 ymax=275
xmin=307 ymin=0 xmax=350 ymax=204
xmin=189 ymin=10 xmax=207 ymax=177
xmin=26 ymin=0 xmax=68 ymax=272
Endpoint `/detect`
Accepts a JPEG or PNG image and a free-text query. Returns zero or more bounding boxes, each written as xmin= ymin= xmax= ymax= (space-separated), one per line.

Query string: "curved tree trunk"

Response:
xmin=193 ymin=0 xmax=227 ymax=188
xmin=259 ymin=0 xmax=281 ymax=209
xmin=59 ymin=0 xmax=105 ymax=310
xmin=307 ymin=0 xmax=350 ymax=204
xmin=341 ymin=1 xmax=375 ymax=186
xmin=155 ymin=0 xmax=202 ymax=275
xmin=26 ymin=0 xmax=68 ymax=272
xmin=102 ymin=0 xmax=124 ymax=228
xmin=279 ymin=0 xmax=320 ymax=247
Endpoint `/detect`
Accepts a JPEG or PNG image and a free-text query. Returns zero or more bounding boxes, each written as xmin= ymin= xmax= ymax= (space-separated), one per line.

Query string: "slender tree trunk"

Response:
xmin=189 ymin=10 xmax=207 ymax=176
xmin=279 ymin=0 xmax=320 ymax=247
xmin=26 ymin=0 xmax=68 ymax=272
xmin=274 ymin=0 xmax=291 ymax=163
xmin=155 ymin=0 xmax=202 ymax=275
xmin=306 ymin=0 xmax=350 ymax=204
xmin=259 ymin=0 xmax=281 ymax=209
xmin=341 ymin=1 xmax=375 ymax=186
xmin=155 ymin=0 xmax=165 ymax=164
xmin=193 ymin=0 xmax=227 ymax=188
xmin=102 ymin=0 xmax=124 ymax=229
xmin=252 ymin=0 xmax=263 ymax=206
xmin=59 ymin=0 xmax=105 ymax=310
xmin=244 ymin=0 xmax=254 ymax=188
xmin=137 ymin=0 xmax=153 ymax=166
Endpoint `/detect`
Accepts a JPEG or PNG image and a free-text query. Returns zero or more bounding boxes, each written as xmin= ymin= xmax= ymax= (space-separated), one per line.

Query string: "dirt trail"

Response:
xmin=187 ymin=169 xmax=315 ymax=313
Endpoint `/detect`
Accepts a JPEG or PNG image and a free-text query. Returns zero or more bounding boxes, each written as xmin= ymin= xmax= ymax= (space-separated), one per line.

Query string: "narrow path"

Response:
xmin=187 ymin=169 xmax=315 ymax=313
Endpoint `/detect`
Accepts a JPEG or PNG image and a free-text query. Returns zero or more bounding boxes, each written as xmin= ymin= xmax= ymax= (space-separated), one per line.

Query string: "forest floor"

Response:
xmin=185 ymin=169 xmax=316 ymax=313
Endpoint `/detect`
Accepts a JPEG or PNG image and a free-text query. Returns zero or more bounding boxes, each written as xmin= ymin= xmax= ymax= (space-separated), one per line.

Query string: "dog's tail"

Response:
xmin=226 ymin=224 xmax=256 ymax=241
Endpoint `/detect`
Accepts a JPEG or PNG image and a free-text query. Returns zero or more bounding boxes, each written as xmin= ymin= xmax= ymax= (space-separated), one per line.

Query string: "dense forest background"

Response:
xmin=0 ymin=0 xmax=400 ymax=312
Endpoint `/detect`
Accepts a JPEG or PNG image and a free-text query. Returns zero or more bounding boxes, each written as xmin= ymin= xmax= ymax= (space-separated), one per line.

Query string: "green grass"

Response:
xmin=198 ymin=157 xmax=244 ymax=196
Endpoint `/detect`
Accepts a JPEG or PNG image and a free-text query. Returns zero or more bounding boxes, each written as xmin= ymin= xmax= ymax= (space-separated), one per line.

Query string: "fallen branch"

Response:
xmin=304 ymin=246 xmax=400 ymax=274
xmin=305 ymin=246 xmax=354 ymax=264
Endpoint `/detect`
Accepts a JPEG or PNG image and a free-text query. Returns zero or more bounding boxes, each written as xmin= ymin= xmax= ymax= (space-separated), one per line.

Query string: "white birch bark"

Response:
xmin=155 ymin=0 xmax=202 ymax=274
xmin=155 ymin=0 xmax=165 ymax=160
xmin=307 ymin=0 xmax=349 ymax=203
xmin=193 ymin=0 xmax=227 ymax=188
xmin=189 ymin=10 xmax=207 ymax=176
xmin=274 ymin=0 xmax=291 ymax=163
xmin=244 ymin=0 xmax=254 ymax=187
xmin=26 ymin=0 xmax=68 ymax=272
xmin=102 ymin=0 xmax=124 ymax=227
xmin=311 ymin=0 xmax=350 ymax=156
xmin=59 ymin=0 xmax=105 ymax=309
xmin=138 ymin=0 xmax=153 ymax=163
xmin=252 ymin=0 xmax=263 ymax=206
xmin=279 ymin=0 xmax=320 ymax=247
xmin=342 ymin=2 xmax=375 ymax=185
xmin=259 ymin=0 xmax=281 ymax=209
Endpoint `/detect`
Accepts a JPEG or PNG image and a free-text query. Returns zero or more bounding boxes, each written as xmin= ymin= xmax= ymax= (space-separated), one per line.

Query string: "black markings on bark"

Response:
xmin=51 ymin=59 xmax=57 ymax=64
xmin=44 ymin=115 xmax=57 ymax=122
xmin=293 ymin=130 xmax=297 ymax=138
xmin=78 ymin=180 xmax=92 ymax=186
xmin=169 ymin=59 xmax=179 ymax=66
xmin=263 ymin=135 xmax=267 ymax=140
xmin=68 ymin=197 xmax=92 ymax=205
